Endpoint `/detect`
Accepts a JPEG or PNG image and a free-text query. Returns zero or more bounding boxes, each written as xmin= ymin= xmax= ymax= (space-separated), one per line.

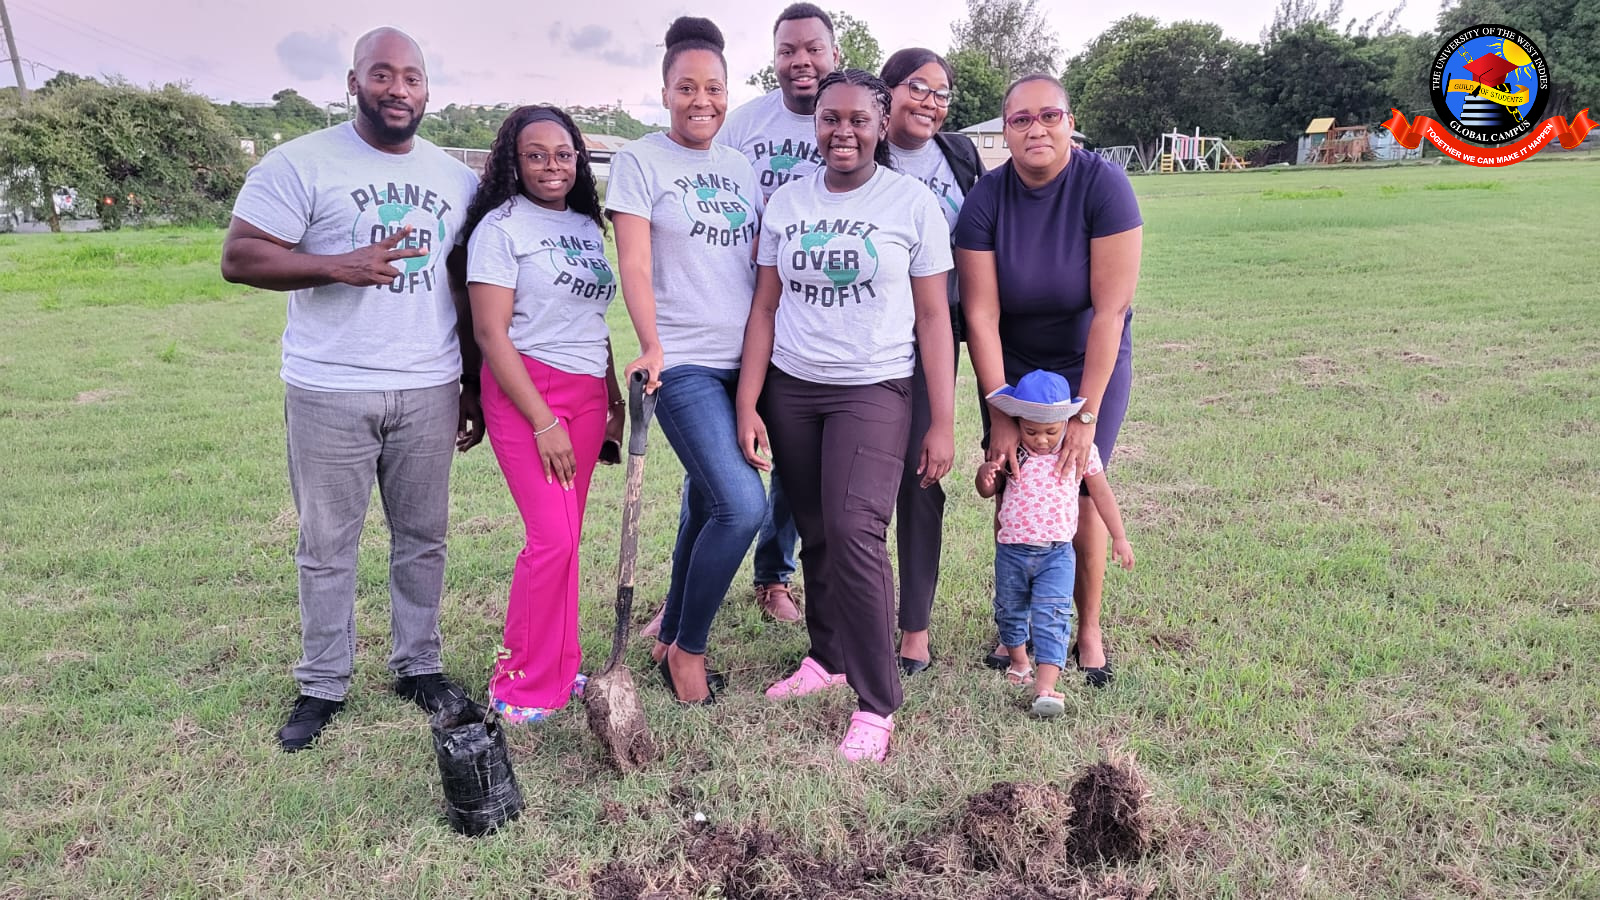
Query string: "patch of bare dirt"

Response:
xmin=591 ymin=822 xmax=881 ymax=900
xmin=1111 ymin=442 xmax=1149 ymax=464
xmin=453 ymin=514 xmax=518 ymax=536
xmin=1294 ymin=355 xmax=1340 ymax=376
xmin=72 ymin=389 xmax=121 ymax=405
xmin=1147 ymin=631 xmax=1196 ymax=654
xmin=61 ymin=824 xmax=101 ymax=873
xmin=1400 ymin=351 xmax=1441 ymax=365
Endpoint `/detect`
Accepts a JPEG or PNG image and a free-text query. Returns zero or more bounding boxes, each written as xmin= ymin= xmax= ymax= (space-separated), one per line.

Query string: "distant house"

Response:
xmin=958 ymin=117 xmax=1091 ymax=169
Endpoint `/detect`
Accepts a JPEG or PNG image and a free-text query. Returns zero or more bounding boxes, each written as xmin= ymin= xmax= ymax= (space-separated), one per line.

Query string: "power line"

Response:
xmin=1 ymin=0 xmax=28 ymax=103
xmin=12 ymin=0 xmax=257 ymax=96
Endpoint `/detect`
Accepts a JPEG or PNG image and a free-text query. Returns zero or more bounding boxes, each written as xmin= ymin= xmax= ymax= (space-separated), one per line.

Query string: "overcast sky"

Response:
xmin=8 ymin=0 xmax=1437 ymax=124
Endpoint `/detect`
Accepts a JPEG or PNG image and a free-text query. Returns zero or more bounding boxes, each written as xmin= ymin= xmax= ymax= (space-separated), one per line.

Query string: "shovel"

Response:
xmin=583 ymin=370 xmax=661 ymax=773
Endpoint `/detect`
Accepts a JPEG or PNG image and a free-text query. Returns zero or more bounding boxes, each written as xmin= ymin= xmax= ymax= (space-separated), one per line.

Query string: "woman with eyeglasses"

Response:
xmin=607 ymin=17 xmax=766 ymax=705
xmin=955 ymin=74 xmax=1143 ymax=690
xmin=877 ymin=48 xmax=985 ymax=678
xmin=463 ymin=104 xmax=623 ymax=723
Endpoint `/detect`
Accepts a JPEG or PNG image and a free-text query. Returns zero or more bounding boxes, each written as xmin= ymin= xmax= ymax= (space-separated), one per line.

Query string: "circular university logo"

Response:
xmin=1430 ymin=24 xmax=1548 ymax=147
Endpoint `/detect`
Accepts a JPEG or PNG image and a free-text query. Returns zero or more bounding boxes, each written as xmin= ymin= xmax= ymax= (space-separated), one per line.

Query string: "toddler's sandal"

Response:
xmin=1029 ymin=690 xmax=1066 ymax=719
xmin=1004 ymin=665 xmax=1035 ymax=687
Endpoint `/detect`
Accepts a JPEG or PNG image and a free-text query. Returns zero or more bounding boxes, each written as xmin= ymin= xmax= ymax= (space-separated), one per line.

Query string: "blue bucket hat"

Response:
xmin=985 ymin=370 xmax=1085 ymax=423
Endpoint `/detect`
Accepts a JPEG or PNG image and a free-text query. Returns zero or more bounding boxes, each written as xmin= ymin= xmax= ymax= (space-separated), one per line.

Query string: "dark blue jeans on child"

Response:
xmin=993 ymin=541 xmax=1076 ymax=669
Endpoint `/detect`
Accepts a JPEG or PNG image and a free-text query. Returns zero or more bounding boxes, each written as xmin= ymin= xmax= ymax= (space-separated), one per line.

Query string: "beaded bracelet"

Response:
xmin=533 ymin=417 xmax=561 ymax=436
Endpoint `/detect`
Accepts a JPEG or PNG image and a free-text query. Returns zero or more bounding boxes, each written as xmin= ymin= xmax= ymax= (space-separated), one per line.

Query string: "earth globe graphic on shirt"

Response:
xmin=681 ymin=186 xmax=751 ymax=232
xmin=538 ymin=245 xmax=615 ymax=286
xmin=800 ymin=231 xmax=879 ymax=288
xmin=769 ymin=155 xmax=802 ymax=178
xmin=352 ymin=202 xmax=444 ymax=275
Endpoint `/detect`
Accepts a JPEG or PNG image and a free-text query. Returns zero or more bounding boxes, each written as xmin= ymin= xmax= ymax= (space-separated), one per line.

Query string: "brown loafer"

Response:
xmin=755 ymin=582 xmax=802 ymax=623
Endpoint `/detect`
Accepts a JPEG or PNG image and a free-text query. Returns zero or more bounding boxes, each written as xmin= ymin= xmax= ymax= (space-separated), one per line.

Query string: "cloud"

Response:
xmin=547 ymin=22 xmax=658 ymax=69
xmin=275 ymin=30 xmax=345 ymax=81
xmin=600 ymin=43 xmax=658 ymax=68
xmin=568 ymin=25 xmax=612 ymax=52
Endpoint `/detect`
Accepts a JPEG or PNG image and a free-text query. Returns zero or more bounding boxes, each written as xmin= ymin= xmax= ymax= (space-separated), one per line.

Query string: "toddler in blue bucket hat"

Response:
xmin=976 ymin=370 xmax=1135 ymax=717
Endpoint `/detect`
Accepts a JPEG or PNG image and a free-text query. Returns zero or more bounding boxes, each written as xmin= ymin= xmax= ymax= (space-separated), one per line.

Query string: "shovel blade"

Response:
xmin=583 ymin=666 xmax=658 ymax=773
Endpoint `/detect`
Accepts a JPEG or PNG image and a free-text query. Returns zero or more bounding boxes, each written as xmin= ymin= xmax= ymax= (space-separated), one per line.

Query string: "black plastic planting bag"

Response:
xmin=431 ymin=699 xmax=523 ymax=836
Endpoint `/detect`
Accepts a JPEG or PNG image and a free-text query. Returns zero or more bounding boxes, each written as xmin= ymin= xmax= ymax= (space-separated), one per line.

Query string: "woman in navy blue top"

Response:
xmin=954 ymin=74 xmax=1143 ymax=687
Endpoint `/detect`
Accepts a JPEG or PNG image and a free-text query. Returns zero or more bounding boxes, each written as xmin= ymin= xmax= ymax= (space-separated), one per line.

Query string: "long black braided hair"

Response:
xmin=462 ymin=104 xmax=606 ymax=242
xmin=814 ymin=68 xmax=894 ymax=171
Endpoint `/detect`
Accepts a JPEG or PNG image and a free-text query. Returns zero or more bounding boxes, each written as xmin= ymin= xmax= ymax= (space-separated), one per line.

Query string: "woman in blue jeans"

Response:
xmin=607 ymin=17 xmax=765 ymax=703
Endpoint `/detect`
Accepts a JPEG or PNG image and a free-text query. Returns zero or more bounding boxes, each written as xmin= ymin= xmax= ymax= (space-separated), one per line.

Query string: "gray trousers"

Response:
xmin=284 ymin=382 xmax=458 ymax=701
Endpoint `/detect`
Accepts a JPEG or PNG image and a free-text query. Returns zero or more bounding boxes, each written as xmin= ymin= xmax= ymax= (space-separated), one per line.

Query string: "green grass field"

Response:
xmin=2 ymin=157 xmax=1597 ymax=899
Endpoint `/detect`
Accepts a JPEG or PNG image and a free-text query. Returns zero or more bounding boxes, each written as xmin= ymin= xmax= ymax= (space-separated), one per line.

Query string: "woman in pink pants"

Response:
xmin=463 ymin=105 xmax=623 ymax=723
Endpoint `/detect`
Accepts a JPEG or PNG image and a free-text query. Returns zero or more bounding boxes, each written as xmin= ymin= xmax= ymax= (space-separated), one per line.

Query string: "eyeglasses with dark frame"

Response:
xmin=1004 ymin=108 xmax=1066 ymax=132
xmin=520 ymin=149 xmax=578 ymax=166
xmin=901 ymin=80 xmax=954 ymax=108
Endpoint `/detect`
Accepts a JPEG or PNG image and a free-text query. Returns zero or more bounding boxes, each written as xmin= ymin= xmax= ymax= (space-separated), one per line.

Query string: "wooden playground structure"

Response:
xmin=1098 ymin=130 xmax=1247 ymax=173
xmin=1152 ymin=129 xmax=1246 ymax=172
xmin=1306 ymin=123 xmax=1376 ymax=164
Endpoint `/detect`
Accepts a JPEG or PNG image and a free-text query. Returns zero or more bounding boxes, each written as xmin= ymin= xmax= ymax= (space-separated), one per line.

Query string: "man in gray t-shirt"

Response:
xmin=707 ymin=2 xmax=842 ymax=618
xmin=221 ymin=27 xmax=480 ymax=753
xmin=718 ymin=3 xmax=841 ymax=203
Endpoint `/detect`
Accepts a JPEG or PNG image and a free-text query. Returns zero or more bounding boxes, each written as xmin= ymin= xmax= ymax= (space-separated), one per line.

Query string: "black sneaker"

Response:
xmin=393 ymin=673 xmax=467 ymax=714
xmin=277 ymin=695 xmax=344 ymax=752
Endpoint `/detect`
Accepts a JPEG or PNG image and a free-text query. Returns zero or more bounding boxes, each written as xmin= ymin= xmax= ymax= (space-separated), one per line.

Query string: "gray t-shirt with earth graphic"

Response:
xmin=467 ymin=198 xmax=615 ymax=378
xmin=758 ymin=166 xmax=952 ymax=385
xmin=605 ymin=132 xmax=763 ymax=372
xmin=717 ymin=90 xmax=826 ymax=201
xmin=232 ymin=121 xmax=479 ymax=392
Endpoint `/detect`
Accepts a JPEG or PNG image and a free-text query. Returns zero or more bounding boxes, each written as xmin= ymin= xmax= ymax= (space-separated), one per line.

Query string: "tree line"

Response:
xmin=948 ymin=0 xmax=1597 ymax=157
xmin=1 ymin=0 xmax=1593 ymax=230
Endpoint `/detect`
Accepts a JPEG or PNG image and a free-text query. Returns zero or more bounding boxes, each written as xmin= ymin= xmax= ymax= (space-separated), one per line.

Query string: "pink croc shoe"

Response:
xmin=837 ymin=711 xmax=893 ymax=762
xmin=765 ymin=656 xmax=848 ymax=699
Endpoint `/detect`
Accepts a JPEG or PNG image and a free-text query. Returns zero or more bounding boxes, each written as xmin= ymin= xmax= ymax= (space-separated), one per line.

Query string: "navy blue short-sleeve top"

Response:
xmin=954 ymin=150 xmax=1142 ymax=380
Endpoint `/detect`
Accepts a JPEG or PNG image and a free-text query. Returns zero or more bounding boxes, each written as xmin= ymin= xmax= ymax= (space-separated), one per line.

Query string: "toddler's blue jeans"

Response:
xmin=993 ymin=541 xmax=1076 ymax=669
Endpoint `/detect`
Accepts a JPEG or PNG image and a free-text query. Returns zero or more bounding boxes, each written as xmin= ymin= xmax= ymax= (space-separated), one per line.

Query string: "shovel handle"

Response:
xmin=627 ymin=370 xmax=657 ymax=457
xmin=603 ymin=372 xmax=656 ymax=675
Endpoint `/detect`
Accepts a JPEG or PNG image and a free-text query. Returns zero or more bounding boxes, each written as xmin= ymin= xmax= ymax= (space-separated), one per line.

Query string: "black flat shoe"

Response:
xmin=1069 ymin=642 xmax=1114 ymax=689
xmin=983 ymin=639 xmax=1034 ymax=671
xmin=657 ymin=657 xmax=723 ymax=702
xmin=898 ymin=656 xmax=932 ymax=677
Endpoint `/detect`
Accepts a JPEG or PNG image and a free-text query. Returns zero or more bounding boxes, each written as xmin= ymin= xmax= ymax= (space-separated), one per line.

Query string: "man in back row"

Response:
xmin=221 ymin=27 xmax=482 ymax=752
xmin=716 ymin=2 xmax=842 ymax=621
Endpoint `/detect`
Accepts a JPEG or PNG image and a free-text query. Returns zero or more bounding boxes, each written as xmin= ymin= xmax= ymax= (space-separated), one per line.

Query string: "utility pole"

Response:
xmin=0 ymin=0 xmax=28 ymax=106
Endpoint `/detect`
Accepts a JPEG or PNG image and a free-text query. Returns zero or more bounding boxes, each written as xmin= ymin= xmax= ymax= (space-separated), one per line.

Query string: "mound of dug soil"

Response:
xmin=591 ymin=823 xmax=882 ymax=900
xmin=589 ymin=758 xmax=1154 ymax=899
xmin=960 ymin=781 xmax=1073 ymax=876
xmin=1065 ymin=759 xmax=1152 ymax=866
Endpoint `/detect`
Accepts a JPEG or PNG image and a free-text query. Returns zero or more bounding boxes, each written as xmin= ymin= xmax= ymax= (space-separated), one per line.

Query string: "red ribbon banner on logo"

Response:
xmin=1380 ymin=108 xmax=1596 ymax=167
